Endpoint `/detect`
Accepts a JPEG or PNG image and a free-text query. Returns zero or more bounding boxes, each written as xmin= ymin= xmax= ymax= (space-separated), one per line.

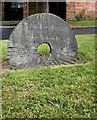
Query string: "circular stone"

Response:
xmin=8 ymin=13 xmax=78 ymax=69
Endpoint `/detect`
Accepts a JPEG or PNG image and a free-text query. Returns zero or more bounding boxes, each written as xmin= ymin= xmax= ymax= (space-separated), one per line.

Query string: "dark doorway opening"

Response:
xmin=49 ymin=2 xmax=66 ymax=21
xmin=4 ymin=2 xmax=23 ymax=21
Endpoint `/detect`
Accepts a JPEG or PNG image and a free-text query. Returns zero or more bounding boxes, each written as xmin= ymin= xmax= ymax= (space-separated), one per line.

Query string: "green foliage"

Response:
xmin=67 ymin=20 xmax=96 ymax=27
xmin=75 ymin=9 xmax=86 ymax=21
xmin=75 ymin=14 xmax=85 ymax=21
xmin=0 ymin=34 xmax=96 ymax=118
xmin=37 ymin=43 xmax=51 ymax=56
xmin=75 ymin=14 xmax=82 ymax=21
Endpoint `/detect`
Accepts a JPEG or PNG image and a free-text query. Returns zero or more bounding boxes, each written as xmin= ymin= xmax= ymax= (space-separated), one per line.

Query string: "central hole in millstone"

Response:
xmin=37 ymin=43 xmax=51 ymax=56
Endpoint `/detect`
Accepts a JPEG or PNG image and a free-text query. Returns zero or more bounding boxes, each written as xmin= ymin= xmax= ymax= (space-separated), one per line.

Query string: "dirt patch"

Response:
xmin=0 ymin=59 xmax=9 ymax=72
xmin=0 ymin=58 xmax=87 ymax=72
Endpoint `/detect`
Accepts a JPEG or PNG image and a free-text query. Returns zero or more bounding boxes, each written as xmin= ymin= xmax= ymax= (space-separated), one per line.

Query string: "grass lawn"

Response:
xmin=67 ymin=20 xmax=97 ymax=27
xmin=0 ymin=34 xmax=96 ymax=118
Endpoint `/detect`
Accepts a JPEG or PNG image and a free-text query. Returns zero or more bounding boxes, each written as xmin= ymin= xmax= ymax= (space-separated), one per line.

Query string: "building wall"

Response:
xmin=0 ymin=2 xmax=97 ymax=21
xmin=0 ymin=2 xmax=5 ymax=21
xmin=66 ymin=2 xmax=96 ymax=20
xmin=23 ymin=2 xmax=29 ymax=18
xmin=29 ymin=2 xmax=36 ymax=15
xmin=66 ymin=2 xmax=75 ymax=20
xmin=0 ymin=1 xmax=2 ymax=21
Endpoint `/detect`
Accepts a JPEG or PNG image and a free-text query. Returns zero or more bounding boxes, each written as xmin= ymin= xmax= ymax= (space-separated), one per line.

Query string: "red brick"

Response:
xmin=74 ymin=2 xmax=79 ymax=7
xmin=86 ymin=2 xmax=95 ymax=7
xmin=78 ymin=2 xmax=87 ymax=7
xmin=75 ymin=7 xmax=84 ymax=10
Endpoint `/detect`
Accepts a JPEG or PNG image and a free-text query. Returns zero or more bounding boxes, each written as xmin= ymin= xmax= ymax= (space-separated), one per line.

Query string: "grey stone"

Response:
xmin=8 ymin=13 xmax=78 ymax=69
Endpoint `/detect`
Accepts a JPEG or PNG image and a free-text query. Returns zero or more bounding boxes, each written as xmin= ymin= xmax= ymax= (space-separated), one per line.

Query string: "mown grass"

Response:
xmin=0 ymin=34 xmax=96 ymax=118
xmin=67 ymin=20 xmax=97 ymax=27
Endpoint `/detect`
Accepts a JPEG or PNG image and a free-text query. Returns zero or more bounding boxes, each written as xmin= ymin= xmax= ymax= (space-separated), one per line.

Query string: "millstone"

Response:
xmin=8 ymin=13 xmax=78 ymax=69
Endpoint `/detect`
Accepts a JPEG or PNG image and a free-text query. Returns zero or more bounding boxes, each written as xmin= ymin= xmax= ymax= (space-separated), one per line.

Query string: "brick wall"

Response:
xmin=66 ymin=2 xmax=96 ymax=20
xmin=66 ymin=2 xmax=75 ymax=20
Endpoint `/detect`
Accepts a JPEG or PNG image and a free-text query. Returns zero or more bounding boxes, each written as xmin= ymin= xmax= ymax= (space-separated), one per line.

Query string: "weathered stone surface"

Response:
xmin=8 ymin=13 xmax=78 ymax=69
